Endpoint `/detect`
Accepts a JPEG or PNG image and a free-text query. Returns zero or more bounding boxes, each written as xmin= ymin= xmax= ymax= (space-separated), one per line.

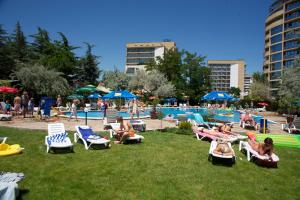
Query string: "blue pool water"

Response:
xmin=63 ymin=107 xmax=242 ymax=122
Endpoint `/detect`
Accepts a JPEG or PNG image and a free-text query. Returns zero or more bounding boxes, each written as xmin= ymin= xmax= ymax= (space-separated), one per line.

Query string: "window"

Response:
xmin=271 ymin=62 xmax=282 ymax=71
xmin=285 ymin=11 xmax=300 ymax=21
xmin=271 ymin=34 xmax=282 ymax=44
xmin=270 ymin=71 xmax=281 ymax=80
xmin=285 ymin=41 xmax=300 ymax=50
xmin=126 ymin=68 xmax=135 ymax=74
xmin=271 ymin=53 xmax=282 ymax=62
xmin=285 ymin=21 xmax=300 ymax=29
xmin=284 ymin=50 xmax=299 ymax=59
xmin=127 ymin=48 xmax=155 ymax=53
xmin=270 ymin=43 xmax=282 ymax=53
xmin=270 ymin=81 xmax=281 ymax=88
xmin=285 ymin=31 xmax=300 ymax=40
xmin=284 ymin=60 xmax=295 ymax=68
xmin=286 ymin=1 xmax=300 ymax=11
xmin=126 ymin=58 xmax=154 ymax=65
xmin=127 ymin=52 xmax=154 ymax=58
xmin=271 ymin=25 xmax=282 ymax=35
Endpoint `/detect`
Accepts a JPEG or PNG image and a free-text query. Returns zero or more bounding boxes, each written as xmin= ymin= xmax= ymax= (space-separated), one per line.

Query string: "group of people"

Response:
xmin=0 ymin=91 xmax=34 ymax=118
xmin=196 ymin=123 xmax=274 ymax=158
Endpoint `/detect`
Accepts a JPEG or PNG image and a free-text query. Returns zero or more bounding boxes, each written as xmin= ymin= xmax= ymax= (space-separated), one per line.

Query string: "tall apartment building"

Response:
xmin=263 ymin=0 xmax=300 ymax=96
xmin=208 ymin=60 xmax=245 ymax=95
xmin=125 ymin=41 xmax=176 ymax=75
xmin=244 ymin=74 xmax=253 ymax=96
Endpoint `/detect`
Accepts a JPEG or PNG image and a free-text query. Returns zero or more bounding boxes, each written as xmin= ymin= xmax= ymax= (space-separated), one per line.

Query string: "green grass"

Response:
xmin=1 ymin=127 xmax=300 ymax=200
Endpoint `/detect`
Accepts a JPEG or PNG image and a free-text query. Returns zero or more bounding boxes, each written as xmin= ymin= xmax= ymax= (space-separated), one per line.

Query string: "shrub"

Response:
xmin=176 ymin=121 xmax=193 ymax=135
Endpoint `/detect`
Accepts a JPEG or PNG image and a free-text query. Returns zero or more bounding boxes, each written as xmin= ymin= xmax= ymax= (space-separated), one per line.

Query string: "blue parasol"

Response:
xmin=102 ymin=90 xmax=137 ymax=100
xmin=201 ymin=91 xmax=233 ymax=101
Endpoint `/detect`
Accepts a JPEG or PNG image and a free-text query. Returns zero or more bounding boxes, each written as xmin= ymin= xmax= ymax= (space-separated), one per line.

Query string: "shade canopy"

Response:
xmin=0 ymin=86 xmax=19 ymax=93
xmin=165 ymin=97 xmax=177 ymax=102
xmin=258 ymin=102 xmax=269 ymax=107
xmin=102 ymin=90 xmax=136 ymax=100
xmin=67 ymin=94 xmax=84 ymax=100
xmin=96 ymin=85 xmax=111 ymax=93
xmin=75 ymin=85 xmax=97 ymax=94
xmin=201 ymin=91 xmax=233 ymax=101
xmin=88 ymin=93 xmax=102 ymax=99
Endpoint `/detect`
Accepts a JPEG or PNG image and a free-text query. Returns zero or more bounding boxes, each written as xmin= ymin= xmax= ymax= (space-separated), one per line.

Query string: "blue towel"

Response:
xmin=47 ymin=133 xmax=68 ymax=145
xmin=78 ymin=127 xmax=101 ymax=140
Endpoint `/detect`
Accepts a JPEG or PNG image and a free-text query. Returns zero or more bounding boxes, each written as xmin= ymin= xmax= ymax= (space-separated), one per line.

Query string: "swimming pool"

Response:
xmin=62 ymin=107 xmax=241 ymax=122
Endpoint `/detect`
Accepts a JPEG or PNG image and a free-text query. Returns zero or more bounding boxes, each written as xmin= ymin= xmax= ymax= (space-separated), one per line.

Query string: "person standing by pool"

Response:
xmin=103 ymin=100 xmax=108 ymax=117
xmin=21 ymin=91 xmax=29 ymax=118
xmin=28 ymin=98 xmax=34 ymax=117
xmin=130 ymin=99 xmax=139 ymax=119
xmin=68 ymin=99 xmax=78 ymax=121
xmin=56 ymin=95 xmax=62 ymax=107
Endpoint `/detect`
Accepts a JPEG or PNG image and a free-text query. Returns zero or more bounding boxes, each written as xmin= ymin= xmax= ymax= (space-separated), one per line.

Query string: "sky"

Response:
xmin=0 ymin=0 xmax=272 ymax=74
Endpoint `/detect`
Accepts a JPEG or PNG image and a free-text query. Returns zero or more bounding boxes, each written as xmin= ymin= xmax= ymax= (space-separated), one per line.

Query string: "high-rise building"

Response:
xmin=263 ymin=0 xmax=300 ymax=96
xmin=244 ymin=74 xmax=253 ymax=96
xmin=208 ymin=60 xmax=245 ymax=94
xmin=125 ymin=41 xmax=176 ymax=75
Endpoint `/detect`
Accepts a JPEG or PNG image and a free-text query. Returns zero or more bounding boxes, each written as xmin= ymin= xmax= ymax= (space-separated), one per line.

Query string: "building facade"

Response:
xmin=264 ymin=0 xmax=300 ymax=96
xmin=244 ymin=74 xmax=253 ymax=96
xmin=208 ymin=60 xmax=245 ymax=94
xmin=125 ymin=41 xmax=176 ymax=75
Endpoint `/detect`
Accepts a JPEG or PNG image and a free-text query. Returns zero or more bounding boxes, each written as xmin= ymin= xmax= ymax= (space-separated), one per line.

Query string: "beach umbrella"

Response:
xmin=201 ymin=91 xmax=233 ymax=101
xmin=67 ymin=94 xmax=84 ymax=100
xmin=75 ymin=85 xmax=97 ymax=94
xmin=88 ymin=93 xmax=102 ymax=99
xmin=258 ymin=102 xmax=269 ymax=107
xmin=102 ymin=90 xmax=137 ymax=100
xmin=0 ymin=86 xmax=19 ymax=93
xmin=96 ymin=85 xmax=111 ymax=93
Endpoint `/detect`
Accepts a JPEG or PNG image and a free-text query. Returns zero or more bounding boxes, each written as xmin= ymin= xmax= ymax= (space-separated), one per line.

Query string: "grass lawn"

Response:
xmin=1 ymin=126 xmax=300 ymax=200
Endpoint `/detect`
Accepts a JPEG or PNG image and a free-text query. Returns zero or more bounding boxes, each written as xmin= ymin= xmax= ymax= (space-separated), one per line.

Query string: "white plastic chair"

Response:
xmin=74 ymin=126 xmax=110 ymax=150
xmin=45 ymin=123 xmax=73 ymax=153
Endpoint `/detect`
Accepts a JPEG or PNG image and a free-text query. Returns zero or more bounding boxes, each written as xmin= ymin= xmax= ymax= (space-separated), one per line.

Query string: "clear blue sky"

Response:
xmin=0 ymin=0 xmax=272 ymax=74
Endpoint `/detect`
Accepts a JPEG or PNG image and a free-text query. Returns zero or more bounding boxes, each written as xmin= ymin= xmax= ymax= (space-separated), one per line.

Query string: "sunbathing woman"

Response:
xmin=213 ymin=141 xmax=235 ymax=156
xmin=248 ymin=137 xmax=274 ymax=156
xmin=114 ymin=117 xmax=135 ymax=144
xmin=197 ymin=127 xmax=230 ymax=139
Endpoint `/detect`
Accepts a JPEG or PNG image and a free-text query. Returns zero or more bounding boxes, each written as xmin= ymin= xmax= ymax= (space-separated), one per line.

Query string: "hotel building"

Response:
xmin=125 ymin=41 xmax=176 ymax=75
xmin=264 ymin=0 xmax=300 ymax=96
xmin=208 ymin=60 xmax=245 ymax=95
xmin=244 ymin=74 xmax=253 ymax=96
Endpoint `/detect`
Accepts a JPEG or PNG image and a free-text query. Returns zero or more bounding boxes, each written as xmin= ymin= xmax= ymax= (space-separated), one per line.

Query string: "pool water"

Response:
xmin=63 ymin=107 xmax=241 ymax=122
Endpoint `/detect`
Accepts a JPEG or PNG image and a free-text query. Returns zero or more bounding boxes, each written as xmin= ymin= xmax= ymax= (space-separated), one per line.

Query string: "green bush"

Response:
xmin=177 ymin=121 xmax=193 ymax=135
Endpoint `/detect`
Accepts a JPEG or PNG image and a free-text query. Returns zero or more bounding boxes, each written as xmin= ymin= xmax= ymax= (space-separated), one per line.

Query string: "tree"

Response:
xmin=278 ymin=60 xmax=300 ymax=114
xmin=252 ymin=71 xmax=267 ymax=84
xmin=101 ymin=68 xmax=130 ymax=90
xmin=249 ymin=81 xmax=270 ymax=101
xmin=78 ymin=43 xmax=101 ymax=85
xmin=0 ymin=25 xmax=15 ymax=79
xmin=11 ymin=64 xmax=70 ymax=97
xmin=10 ymin=21 xmax=27 ymax=62
xmin=128 ymin=70 xmax=175 ymax=98
xmin=229 ymin=87 xmax=241 ymax=98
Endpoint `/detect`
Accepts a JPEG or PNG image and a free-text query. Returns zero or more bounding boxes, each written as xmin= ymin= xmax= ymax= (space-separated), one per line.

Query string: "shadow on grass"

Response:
xmin=17 ymin=189 xmax=30 ymax=200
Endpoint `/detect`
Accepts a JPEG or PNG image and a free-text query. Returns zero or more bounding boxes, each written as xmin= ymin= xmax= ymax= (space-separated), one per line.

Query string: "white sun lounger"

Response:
xmin=239 ymin=141 xmax=279 ymax=167
xmin=74 ymin=126 xmax=110 ymax=150
xmin=110 ymin=123 xmax=144 ymax=143
xmin=45 ymin=123 xmax=73 ymax=153
xmin=208 ymin=140 xmax=236 ymax=164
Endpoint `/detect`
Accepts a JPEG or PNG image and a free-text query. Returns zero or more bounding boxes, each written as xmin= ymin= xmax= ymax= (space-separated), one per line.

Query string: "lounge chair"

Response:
xmin=103 ymin=109 xmax=118 ymax=129
xmin=0 ymin=172 xmax=25 ymax=200
xmin=282 ymin=116 xmax=300 ymax=134
xmin=0 ymin=114 xmax=12 ymax=121
xmin=192 ymin=127 xmax=238 ymax=143
xmin=109 ymin=123 xmax=144 ymax=143
xmin=239 ymin=113 xmax=257 ymax=130
xmin=208 ymin=140 xmax=236 ymax=165
xmin=129 ymin=120 xmax=146 ymax=132
xmin=0 ymin=137 xmax=7 ymax=144
xmin=74 ymin=126 xmax=110 ymax=150
xmin=45 ymin=123 xmax=73 ymax=153
xmin=239 ymin=141 xmax=279 ymax=168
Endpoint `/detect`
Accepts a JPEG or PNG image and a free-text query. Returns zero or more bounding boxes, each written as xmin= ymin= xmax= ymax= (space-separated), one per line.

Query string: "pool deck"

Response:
xmin=0 ymin=111 xmax=288 ymax=134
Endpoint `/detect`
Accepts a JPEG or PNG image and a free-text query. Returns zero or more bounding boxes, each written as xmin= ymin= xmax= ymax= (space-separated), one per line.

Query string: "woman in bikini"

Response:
xmin=248 ymin=137 xmax=274 ymax=156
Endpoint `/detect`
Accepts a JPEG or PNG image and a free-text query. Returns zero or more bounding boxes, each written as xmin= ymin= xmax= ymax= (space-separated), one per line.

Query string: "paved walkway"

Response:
xmin=0 ymin=111 xmax=288 ymax=134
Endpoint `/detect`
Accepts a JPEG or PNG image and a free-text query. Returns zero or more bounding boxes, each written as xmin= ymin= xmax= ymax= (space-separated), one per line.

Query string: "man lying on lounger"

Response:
xmin=213 ymin=141 xmax=235 ymax=156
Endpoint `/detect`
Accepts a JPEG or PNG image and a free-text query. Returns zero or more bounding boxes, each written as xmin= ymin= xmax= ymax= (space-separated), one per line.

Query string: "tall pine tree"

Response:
xmin=0 ymin=25 xmax=15 ymax=79
xmin=11 ymin=21 xmax=27 ymax=63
